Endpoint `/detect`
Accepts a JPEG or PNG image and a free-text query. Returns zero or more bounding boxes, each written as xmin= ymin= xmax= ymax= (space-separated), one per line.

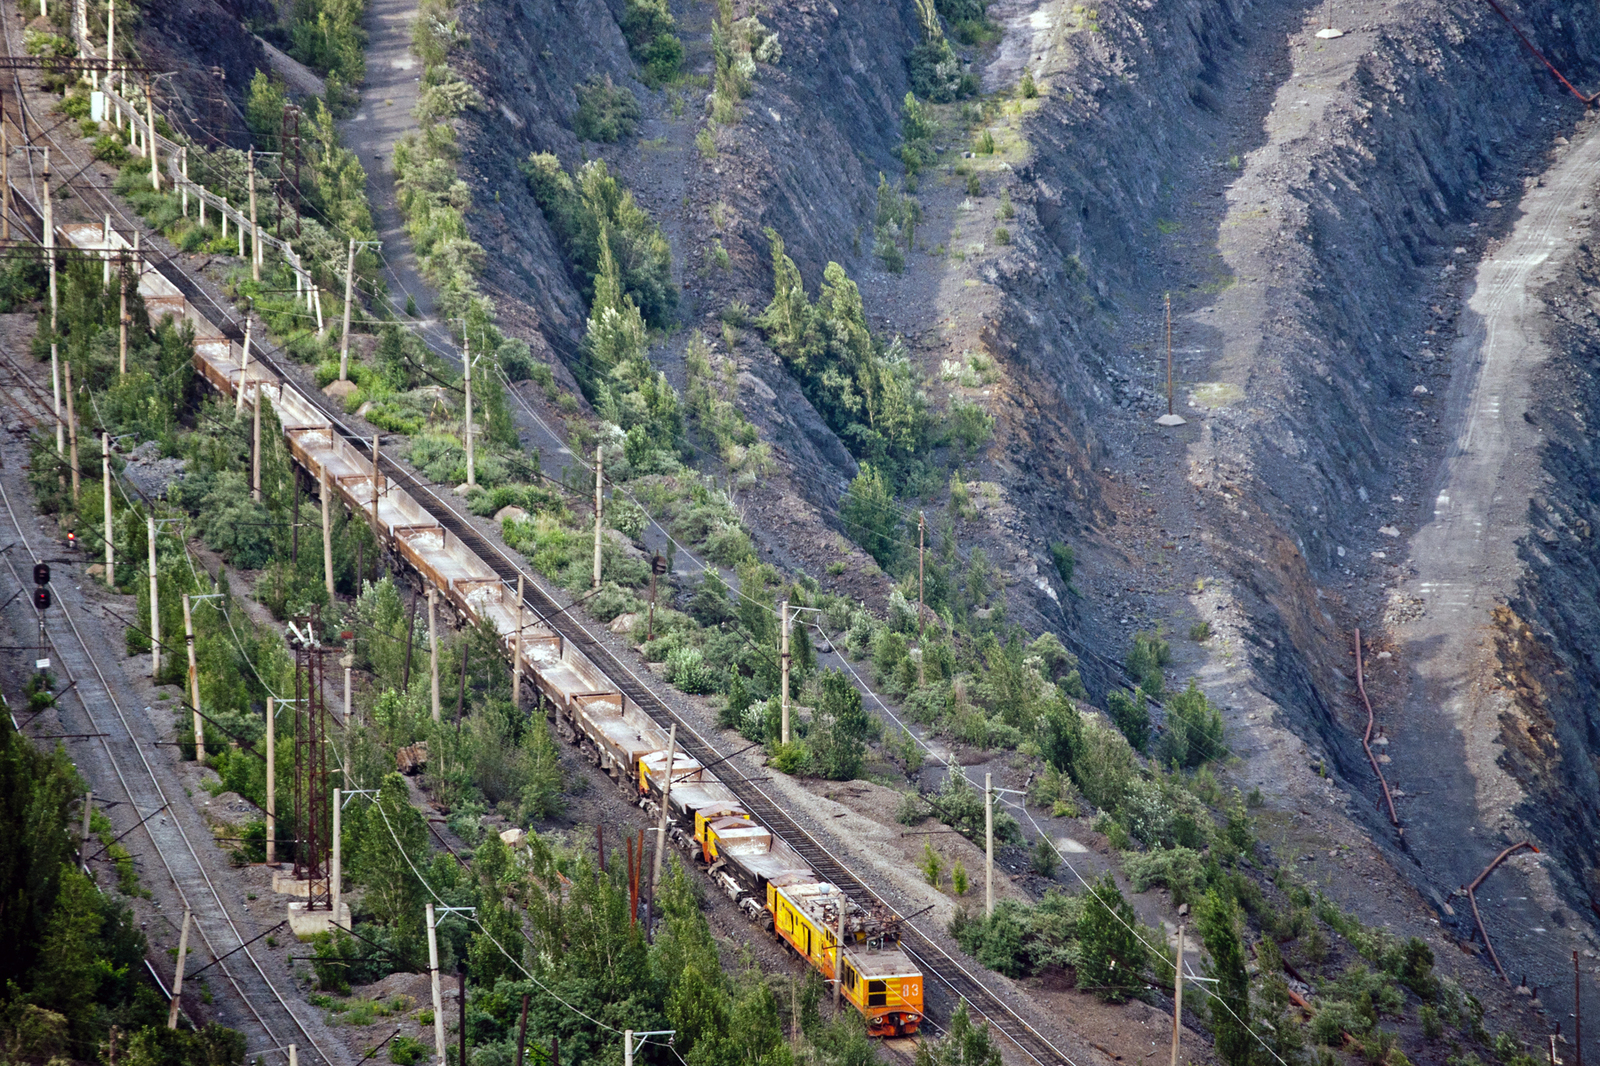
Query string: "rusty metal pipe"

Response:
xmin=1353 ymin=629 xmax=1400 ymax=827
xmin=1465 ymin=840 xmax=1539 ymax=982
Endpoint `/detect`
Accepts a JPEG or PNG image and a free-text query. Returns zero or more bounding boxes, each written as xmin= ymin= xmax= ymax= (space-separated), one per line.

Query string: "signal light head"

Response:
xmin=33 ymin=588 xmax=51 ymax=610
xmin=33 ymin=562 xmax=50 ymax=586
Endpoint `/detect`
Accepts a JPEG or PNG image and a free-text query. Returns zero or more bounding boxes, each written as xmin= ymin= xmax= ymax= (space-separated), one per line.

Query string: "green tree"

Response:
xmin=915 ymin=1002 xmax=1003 ymax=1066
xmin=1161 ymin=678 xmax=1225 ymax=768
xmin=1106 ymin=688 xmax=1149 ymax=754
xmin=244 ymin=71 xmax=287 ymax=151
xmin=348 ymin=772 xmax=429 ymax=964
xmin=1076 ymin=874 xmax=1145 ymax=1003
xmin=1198 ymin=888 xmax=1253 ymax=1066
xmin=840 ymin=464 xmax=902 ymax=567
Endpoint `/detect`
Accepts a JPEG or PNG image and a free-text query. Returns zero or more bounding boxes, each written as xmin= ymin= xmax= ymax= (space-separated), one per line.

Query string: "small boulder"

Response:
xmin=495 ymin=505 xmax=530 ymax=524
xmin=1379 ymin=525 xmax=1400 ymax=537
xmin=609 ymin=612 xmax=640 ymax=636
xmin=87 ymin=563 xmax=105 ymax=577
xmin=453 ymin=483 xmax=472 ymax=496
xmin=499 ymin=828 xmax=526 ymax=848
xmin=1413 ymin=385 xmax=1430 ymax=395
xmin=323 ymin=379 xmax=358 ymax=402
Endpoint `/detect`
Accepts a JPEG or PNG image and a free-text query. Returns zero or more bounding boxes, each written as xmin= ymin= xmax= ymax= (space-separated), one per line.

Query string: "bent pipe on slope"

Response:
xmin=1465 ymin=840 xmax=1540 ymax=983
xmin=1352 ymin=629 xmax=1401 ymax=829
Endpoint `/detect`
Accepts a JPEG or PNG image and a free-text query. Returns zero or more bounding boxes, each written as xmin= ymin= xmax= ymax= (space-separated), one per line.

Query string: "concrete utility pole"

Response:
xmin=331 ymin=787 xmax=342 ymax=921
xmin=145 ymin=84 xmax=157 ymax=191
xmin=1171 ymin=919 xmax=1185 ymax=1066
xmin=235 ymin=320 xmax=252 ymax=413
xmin=650 ymin=723 xmax=678 ymax=896
xmin=248 ymin=149 xmax=259 ymax=281
xmin=44 ymin=151 xmax=61 ymax=458
xmin=779 ymin=601 xmax=791 ymax=744
xmin=3 ymin=124 xmax=10 ymax=242
xmin=166 ymin=908 xmax=191 ymax=1028
xmin=428 ymin=587 xmax=441 ymax=722
xmin=179 ymin=147 xmax=187 ymax=216
xmin=265 ymin=696 xmax=275 ymax=864
xmin=462 ymin=334 xmax=475 ymax=488
xmin=147 ymin=515 xmax=159 ymax=677
xmin=102 ymin=434 xmax=113 ymax=584
xmin=918 ymin=512 xmax=925 ymax=636
xmin=251 ymin=391 xmax=262 ymax=501
xmin=320 ymin=466 xmax=335 ymax=605
xmin=369 ymin=435 xmax=381 ymax=537
xmin=339 ymin=239 xmax=356 ymax=380
xmin=833 ymin=893 xmax=846 ymax=1011
xmin=118 ymin=249 xmax=127 ymax=375
xmin=985 ymin=772 xmax=994 ymax=917
xmin=183 ymin=593 xmax=204 ymax=766
xmin=591 ymin=445 xmax=602 ymax=588
xmin=80 ymin=790 xmax=93 ymax=866
xmin=512 ymin=574 xmax=524 ymax=706
xmin=427 ymin=904 xmax=446 ymax=1066
xmin=64 ymin=362 xmax=78 ymax=503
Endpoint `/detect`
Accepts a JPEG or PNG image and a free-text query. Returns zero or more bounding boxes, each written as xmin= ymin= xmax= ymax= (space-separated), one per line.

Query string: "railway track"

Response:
xmin=0 ymin=26 xmax=1079 ymax=1064
xmin=0 ymin=23 xmax=344 ymax=1066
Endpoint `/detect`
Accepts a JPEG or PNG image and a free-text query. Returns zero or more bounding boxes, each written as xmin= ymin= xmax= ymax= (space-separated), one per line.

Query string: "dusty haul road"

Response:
xmin=1390 ymin=112 xmax=1600 ymax=1032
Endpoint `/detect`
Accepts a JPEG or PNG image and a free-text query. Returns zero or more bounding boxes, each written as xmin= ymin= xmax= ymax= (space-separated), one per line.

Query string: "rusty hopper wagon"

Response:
xmin=54 ymin=221 xmax=925 ymax=1038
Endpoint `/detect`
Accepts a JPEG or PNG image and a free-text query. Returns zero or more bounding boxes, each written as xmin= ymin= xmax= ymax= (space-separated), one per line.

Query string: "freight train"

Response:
xmin=51 ymin=220 xmax=925 ymax=1038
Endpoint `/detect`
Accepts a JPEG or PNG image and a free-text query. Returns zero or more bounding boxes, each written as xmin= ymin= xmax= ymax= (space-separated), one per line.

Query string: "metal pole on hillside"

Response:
xmin=265 ymin=696 xmax=275 ymax=864
xmin=340 ymin=239 xmax=356 ymax=379
xmin=591 ymin=445 xmax=603 ymax=588
xmin=780 ymin=600 xmax=791 ymax=744
xmin=102 ymin=434 xmax=112 ymax=584
xmin=1171 ymin=916 xmax=1185 ymax=1066
xmin=985 ymin=772 xmax=994 ymax=917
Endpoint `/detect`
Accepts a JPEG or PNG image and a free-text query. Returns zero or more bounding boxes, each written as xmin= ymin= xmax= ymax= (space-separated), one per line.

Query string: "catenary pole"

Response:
xmin=101 ymin=434 xmax=112 ymax=584
xmin=265 ymin=696 xmax=275 ymax=864
xmin=428 ymin=587 xmax=441 ymax=722
xmin=339 ymin=239 xmax=355 ymax=380
xmin=427 ymin=904 xmax=446 ymax=1066
xmin=183 ymin=594 xmax=204 ymax=766
xmin=780 ymin=601 xmax=791 ymax=744
xmin=591 ymin=445 xmax=603 ymax=588
xmin=147 ymin=515 xmax=159 ymax=677
xmin=985 ymin=772 xmax=994 ymax=917
xmin=166 ymin=908 xmax=191 ymax=1028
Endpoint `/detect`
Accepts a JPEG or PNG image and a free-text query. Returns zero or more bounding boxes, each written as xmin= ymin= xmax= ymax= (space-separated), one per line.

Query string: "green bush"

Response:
xmin=1072 ymin=720 xmax=1136 ymax=810
xmin=928 ymin=772 xmax=1021 ymax=846
xmin=841 ymin=464 xmax=904 ymax=567
xmin=1123 ymin=845 xmax=1206 ymax=904
xmin=574 ymin=76 xmax=641 ymax=142
xmin=665 ymin=647 xmax=718 ymax=695
xmin=391 ymin=1035 xmax=429 ymax=1065
xmin=1126 ymin=630 xmax=1170 ymax=695
xmin=621 ymin=0 xmax=683 ymax=86
xmin=908 ymin=37 xmax=976 ymax=103
xmin=947 ymin=398 xmax=994 ymax=455
xmin=521 ymin=154 xmax=676 ymax=327
xmin=1160 ymin=679 xmax=1225 ymax=768
xmin=1106 ymin=688 xmax=1149 ymax=754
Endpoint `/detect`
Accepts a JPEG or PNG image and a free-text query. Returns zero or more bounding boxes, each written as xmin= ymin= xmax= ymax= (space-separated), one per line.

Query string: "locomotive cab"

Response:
xmin=838 ymin=948 xmax=923 ymax=1037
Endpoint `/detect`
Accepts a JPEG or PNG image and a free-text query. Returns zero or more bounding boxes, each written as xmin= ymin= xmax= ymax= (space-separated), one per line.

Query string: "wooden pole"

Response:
xmin=428 ymin=587 xmax=441 ymax=722
xmin=251 ymin=390 xmax=262 ymax=501
xmin=102 ymin=434 xmax=112 ymax=584
xmin=339 ymin=239 xmax=356 ymax=380
xmin=248 ymin=148 xmax=259 ymax=282
xmin=514 ymin=994 xmax=530 ymax=1066
xmin=985 ymin=772 xmax=994 ymax=917
xmin=1165 ymin=292 xmax=1174 ymax=417
xmin=64 ymin=361 xmax=78 ymax=503
xmin=650 ymin=723 xmax=678 ymax=895
xmin=265 ymin=696 xmax=275 ymax=864
xmin=166 ymin=908 xmax=191 ymax=1028
xmin=1171 ymin=921 xmax=1184 ymax=1066
xmin=779 ymin=601 xmax=791 ymax=744
xmin=591 ymin=445 xmax=602 ymax=588
xmin=320 ymin=466 xmax=335 ymax=605
xmin=183 ymin=594 xmax=204 ymax=766
xmin=147 ymin=515 xmax=159 ymax=677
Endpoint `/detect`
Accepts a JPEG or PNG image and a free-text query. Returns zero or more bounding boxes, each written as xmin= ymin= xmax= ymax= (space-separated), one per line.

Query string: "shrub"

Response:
xmin=1123 ymin=846 xmax=1206 ymax=904
xmin=1048 ymin=542 xmax=1074 ymax=586
xmin=665 ymin=647 xmax=718 ymax=694
xmin=1020 ymin=69 xmax=1038 ymax=97
xmin=951 ymin=859 xmax=969 ymax=896
xmin=841 ymin=464 xmax=903 ymax=567
xmin=391 ymin=1035 xmax=429 ymax=1065
xmin=975 ymin=130 xmax=996 ymax=155
xmin=1106 ymin=688 xmax=1149 ymax=754
xmin=1198 ymin=889 xmax=1252 ymax=1066
xmin=1189 ymin=620 xmax=1211 ymax=642
xmin=895 ymin=790 xmax=927 ymax=826
xmin=993 ymin=227 xmax=1010 ymax=245
xmin=1072 ymin=720 xmax=1135 ymax=810
xmin=574 ymin=76 xmax=640 ymax=142
xmin=1126 ymin=630 xmax=1170 ymax=695
xmin=948 ymin=398 xmax=994 ymax=455
xmin=929 ymin=772 xmax=1022 ymax=845
xmin=1029 ymin=839 xmax=1057 ymax=878
xmin=920 ymin=843 xmax=944 ymax=887
xmin=621 ymin=0 xmax=684 ymax=85
xmin=769 ymin=740 xmax=810 ymax=775
xmin=1160 ymin=679 xmax=1225 ymax=768
xmin=909 ymin=37 xmax=976 ymax=103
